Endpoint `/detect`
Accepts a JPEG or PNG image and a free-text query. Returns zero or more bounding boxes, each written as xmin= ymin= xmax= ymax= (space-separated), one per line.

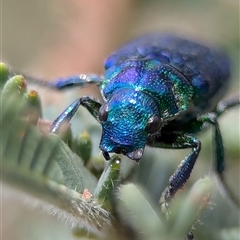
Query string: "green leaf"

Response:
xmin=0 ymin=96 xmax=111 ymax=234
xmin=94 ymin=155 xmax=121 ymax=204
xmin=117 ymin=183 xmax=163 ymax=240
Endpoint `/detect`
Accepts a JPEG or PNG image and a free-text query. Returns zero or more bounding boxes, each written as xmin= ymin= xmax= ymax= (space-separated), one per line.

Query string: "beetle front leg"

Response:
xmin=148 ymin=134 xmax=200 ymax=240
xmin=50 ymin=96 xmax=102 ymax=133
xmin=165 ymin=135 xmax=201 ymax=204
xmin=148 ymin=134 xmax=201 ymax=204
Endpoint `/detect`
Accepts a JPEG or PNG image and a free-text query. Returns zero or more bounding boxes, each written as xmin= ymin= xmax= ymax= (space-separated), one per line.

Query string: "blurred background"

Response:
xmin=1 ymin=0 xmax=239 ymax=239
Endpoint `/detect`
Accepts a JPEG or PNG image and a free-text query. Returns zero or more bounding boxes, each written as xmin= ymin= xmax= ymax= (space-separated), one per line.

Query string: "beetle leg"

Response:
xmin=148 ymin=134 xmax=199 ymax=240
xmin=211 ymin=123 xmax=240 ymax=208
xmin=24 ymin=73 xmax=103 ymax=90
xmin=165 ymin=135 xmax=201 ymax=203
xmin=213 ymin=96 xmax=240 ymax=177
xmin=50 ymin=96 xmax=102 ymax=133
xmin=213 ymin=95 xmax=240 ymax=176
xmin=198 ymin=97 xmax=240 ymax=207
xmin=148 ymin=134 xmax=201 ymax=203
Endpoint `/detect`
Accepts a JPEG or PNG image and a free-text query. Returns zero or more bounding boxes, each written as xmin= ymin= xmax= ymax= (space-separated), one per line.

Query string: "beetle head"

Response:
xmin=99 ymin=89 xmax=162 ymax=161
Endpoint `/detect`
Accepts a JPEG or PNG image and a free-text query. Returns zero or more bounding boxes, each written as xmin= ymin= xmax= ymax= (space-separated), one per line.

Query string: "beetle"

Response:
xmin=26 ymin=33 xmax=240 ymax=206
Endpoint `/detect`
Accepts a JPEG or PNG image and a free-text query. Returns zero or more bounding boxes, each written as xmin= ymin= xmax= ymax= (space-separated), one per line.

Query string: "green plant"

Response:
xmin=1 ymin=63 xmax=239 ymax=240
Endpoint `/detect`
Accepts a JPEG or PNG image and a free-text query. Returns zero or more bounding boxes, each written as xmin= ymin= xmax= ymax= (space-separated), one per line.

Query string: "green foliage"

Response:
xmin=1 ymin=64 xmax=239 ymax=240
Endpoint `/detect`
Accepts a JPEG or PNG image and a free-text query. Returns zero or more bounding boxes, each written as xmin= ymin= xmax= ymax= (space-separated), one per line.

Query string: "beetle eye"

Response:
xmin=145 ymin=116 xmax=162 ymax=134
xmin=98 ymin=104 xmax=109 ymax=122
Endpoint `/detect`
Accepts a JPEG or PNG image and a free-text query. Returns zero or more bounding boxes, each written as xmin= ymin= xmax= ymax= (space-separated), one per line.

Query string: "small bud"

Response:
xmin=2 ymin=75 xmax=28 ymax=116
xmin=2 ymin=75 xmax=27 ymax=101
xmin=0 ymin=62 xmax=10 ymax=89
xmin=73 ymin=131 xmax=92 ymax=164
xmin=23 ymin=90 xmax=42 ymax=125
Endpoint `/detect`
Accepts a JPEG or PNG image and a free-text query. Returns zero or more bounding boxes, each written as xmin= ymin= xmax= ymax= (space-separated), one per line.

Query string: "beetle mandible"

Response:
xmin=26 ymin=33 xmax=240 ymax=205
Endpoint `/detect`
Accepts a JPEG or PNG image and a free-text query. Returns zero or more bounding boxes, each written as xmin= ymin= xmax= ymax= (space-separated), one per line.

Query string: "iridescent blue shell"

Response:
xmin=99 ymin=34 xmax=230 ymax=160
